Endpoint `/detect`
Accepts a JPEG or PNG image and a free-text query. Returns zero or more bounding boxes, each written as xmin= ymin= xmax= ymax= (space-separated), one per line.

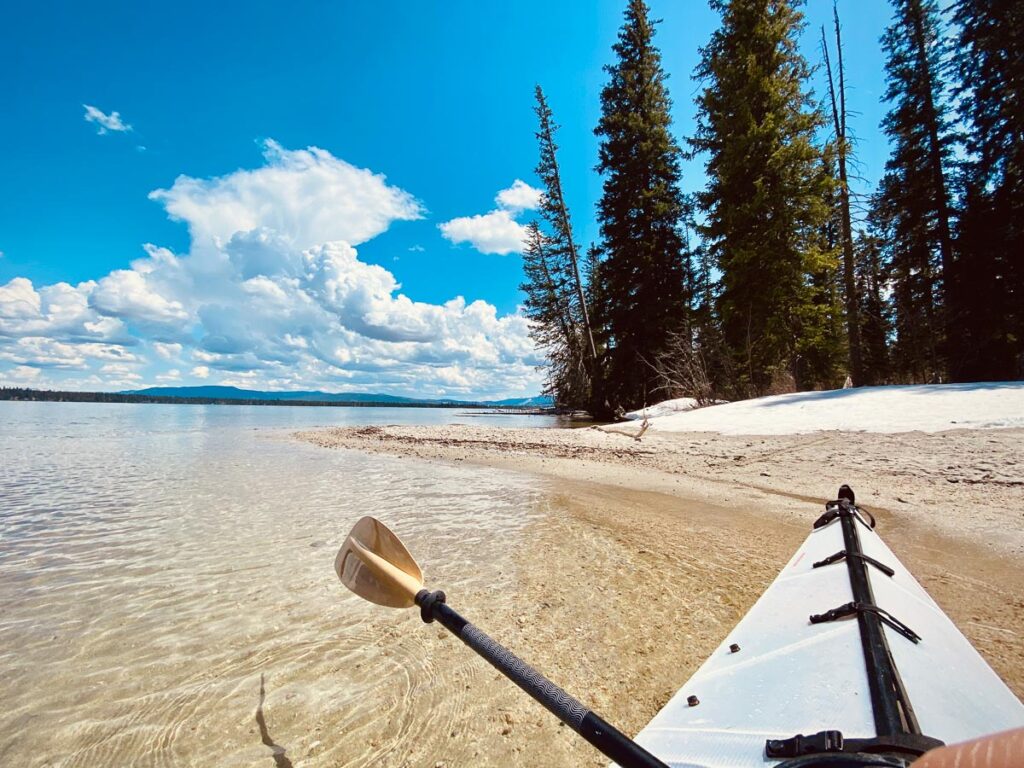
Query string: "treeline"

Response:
xmin=0 ymin=388 xmax=499 ymax=409
xmin=521 ymin=0 xmax=1022 ymax=419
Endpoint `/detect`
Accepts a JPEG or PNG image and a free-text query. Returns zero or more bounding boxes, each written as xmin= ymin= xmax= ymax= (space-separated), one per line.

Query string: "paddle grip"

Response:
xmin=460 ymin=622 xmax=588 ymax=728
xmin=422 ymin=594 xmax=669 ymax=768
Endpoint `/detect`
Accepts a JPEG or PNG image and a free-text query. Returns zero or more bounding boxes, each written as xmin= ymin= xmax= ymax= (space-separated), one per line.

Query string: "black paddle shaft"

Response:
xmin=415 ymin=590 xmax=669 ymax=768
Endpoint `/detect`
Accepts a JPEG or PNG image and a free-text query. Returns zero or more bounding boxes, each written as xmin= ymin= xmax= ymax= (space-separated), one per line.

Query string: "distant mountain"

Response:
xmin=123 ymin=385 xmax=552 ymax=407
xmin=485 ymin=395 xmax=554 ymax=407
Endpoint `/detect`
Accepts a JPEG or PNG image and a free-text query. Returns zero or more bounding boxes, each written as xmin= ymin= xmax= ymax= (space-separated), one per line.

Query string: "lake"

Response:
xmin=0 ymin=402 xmax=563 ymax=766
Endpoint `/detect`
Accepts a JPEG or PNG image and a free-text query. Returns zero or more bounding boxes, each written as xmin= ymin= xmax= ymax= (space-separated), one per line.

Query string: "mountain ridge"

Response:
xmin=122 ymin=385 xmax=552 ymax=407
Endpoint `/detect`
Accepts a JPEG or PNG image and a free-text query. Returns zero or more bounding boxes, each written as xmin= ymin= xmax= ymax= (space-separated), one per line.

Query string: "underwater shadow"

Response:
xmin=256 ymin=673 xmax=295 ymax=768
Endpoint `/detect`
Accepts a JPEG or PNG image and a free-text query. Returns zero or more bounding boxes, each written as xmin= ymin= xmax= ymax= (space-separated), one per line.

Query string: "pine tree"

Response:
xmin=533 ymin=86 xmax=597 ymax=372
xmin=692 ymin=0 xmax=835 ymax=396
xmin=948 ymin=0 xmax=1024 ymax=380
xmin=519 ymin=223 xmax=588 ymax=405
xmin=799 ymin=146 xmax=846 ymax=390
xmin=854 ymin=228 xmax=892 ymax=385
xmin=593 ymin=0 xmax=691 ymax=412
xmin=874 ymin=0 xmax=955 ymax=382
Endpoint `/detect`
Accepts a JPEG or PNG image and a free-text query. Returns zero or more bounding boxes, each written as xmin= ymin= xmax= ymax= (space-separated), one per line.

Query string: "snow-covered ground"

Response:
xmin=645 ymin=382 xmax=1024 ymax=435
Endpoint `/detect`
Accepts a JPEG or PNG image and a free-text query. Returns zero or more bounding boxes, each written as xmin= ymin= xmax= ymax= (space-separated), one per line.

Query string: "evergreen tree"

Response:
xmin=519 ymin=223 xmax=588 ymax=404
xmin=692 ymin=0 xmax=835 ymax=396
xmin=533 ymin=86 xmax=598 ymax=373
xmin=522 ymin=88 xmax=598 ymax=408
xmin=799 ymin=146 xmax=846 ymax=390
xmin=593 ymin=0 xmax=691 ymax=412
xmin=874 ymin=0 xmax=955 ymax=382
xmin=854 ymin=228 xmax=892 ymax=385
xmin=948 ymin=0 xmax=1024 ymax=380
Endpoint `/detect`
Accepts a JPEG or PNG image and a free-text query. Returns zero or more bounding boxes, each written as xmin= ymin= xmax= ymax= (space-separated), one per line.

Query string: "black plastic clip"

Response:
xmin=766 ymin=730 xmax=844 ymax=758
xmin=813 ymin=549 xmax=896 ymax=577
xmin=810 ymin=601 xmax=921 ymax=644
xmin=415 ymin=589 xmax=446 ymax=624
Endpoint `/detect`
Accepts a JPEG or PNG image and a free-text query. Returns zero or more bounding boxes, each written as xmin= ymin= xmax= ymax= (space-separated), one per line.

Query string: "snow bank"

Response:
xmin=647 ymin=382 xmax=1024 ymax=435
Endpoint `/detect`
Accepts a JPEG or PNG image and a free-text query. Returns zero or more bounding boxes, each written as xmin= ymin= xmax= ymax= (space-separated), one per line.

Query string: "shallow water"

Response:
xmin=0 ymin=402 xmax=556 ymax=766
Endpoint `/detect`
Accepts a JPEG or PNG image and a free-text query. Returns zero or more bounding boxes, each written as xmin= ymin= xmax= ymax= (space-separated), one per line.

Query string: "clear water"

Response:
xmin=0 ymin=402 xmax=557 ymax=766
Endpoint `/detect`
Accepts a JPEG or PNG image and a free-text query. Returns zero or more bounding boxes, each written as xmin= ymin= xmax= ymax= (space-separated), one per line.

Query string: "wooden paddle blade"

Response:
xmin=335 ymin=516 xmax=424 ymax=608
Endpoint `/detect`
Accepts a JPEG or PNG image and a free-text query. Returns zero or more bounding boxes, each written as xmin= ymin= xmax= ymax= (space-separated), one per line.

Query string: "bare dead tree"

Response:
xmin=822 ymin=3 xmax=864 ymax=385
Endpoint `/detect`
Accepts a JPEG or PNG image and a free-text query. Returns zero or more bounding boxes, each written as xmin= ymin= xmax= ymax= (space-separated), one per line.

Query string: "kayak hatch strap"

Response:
xmin=809 ymin=601 xmax=921 ymax=644
xmin=813 ymin=550 xmax=896 ymax=578
xmin=765 ymin=730 xmax=945 ymax=761
xmin=813 ymin=504 xmax=876 ymax=530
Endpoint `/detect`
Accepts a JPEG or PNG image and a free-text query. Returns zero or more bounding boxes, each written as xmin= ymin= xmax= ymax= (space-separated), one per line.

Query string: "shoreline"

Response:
xmin=297 ymin=423 xmax=1024 ymax=765
xmin=298 ymin=423 xmax=1024 ymax=558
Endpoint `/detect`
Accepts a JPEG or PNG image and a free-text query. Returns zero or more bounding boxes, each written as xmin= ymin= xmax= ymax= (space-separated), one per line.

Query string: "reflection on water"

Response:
xmin=0 ymin=402 xmax=551 ymax=766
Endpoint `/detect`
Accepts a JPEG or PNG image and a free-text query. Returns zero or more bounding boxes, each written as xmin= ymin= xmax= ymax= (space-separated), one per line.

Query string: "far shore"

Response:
xmin=297 ymin=422 xmax=1024 ymax=766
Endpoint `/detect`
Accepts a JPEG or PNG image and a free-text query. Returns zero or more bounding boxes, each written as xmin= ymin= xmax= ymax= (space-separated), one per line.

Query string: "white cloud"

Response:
xmin=149 ymin=140 xmax=423 ymax=251
xmin=495 ymin=179 xmax=543 ymax=213
xmin=0 ymin=277 xmax=41 ymax=318
xmin=438 ymin=180 xmax=541 ymax=255
xmin=439 ymin=209 xmax=529 ymax=255
xmin=83 ymin=104 xmax=132 ymax=134
xmin=152 ymin=341 xmax=183 ymax=359
xmin=91 ymin=269 xmax=190 ymax=327
xmin=0 ymin=142 xmax=543 ymax=398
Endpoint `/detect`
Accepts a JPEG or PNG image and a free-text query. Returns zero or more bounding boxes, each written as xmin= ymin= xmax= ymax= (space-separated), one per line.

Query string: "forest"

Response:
xmin=520 ymin=0 xmax=1022 ymax=419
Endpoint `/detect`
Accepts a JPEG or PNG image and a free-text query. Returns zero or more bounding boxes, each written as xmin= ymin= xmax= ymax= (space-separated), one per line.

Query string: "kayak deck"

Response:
xmin=623 ymin=511 xmax=1024 ymax=767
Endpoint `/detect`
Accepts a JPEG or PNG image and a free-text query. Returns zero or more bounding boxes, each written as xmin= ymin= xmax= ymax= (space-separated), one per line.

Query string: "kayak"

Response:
xmin=625 ymin=487 xmax=1024 ymax=767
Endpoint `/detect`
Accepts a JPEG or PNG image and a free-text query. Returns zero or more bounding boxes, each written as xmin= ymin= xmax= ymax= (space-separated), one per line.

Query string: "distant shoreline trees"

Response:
xmin=522 ymin=0 xmax=1023 ymax=417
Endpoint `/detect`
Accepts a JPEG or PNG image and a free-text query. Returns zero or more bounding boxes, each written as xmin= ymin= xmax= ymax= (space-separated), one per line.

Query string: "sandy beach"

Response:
xmin=299 ymin=422 xmax=1024 ymax=766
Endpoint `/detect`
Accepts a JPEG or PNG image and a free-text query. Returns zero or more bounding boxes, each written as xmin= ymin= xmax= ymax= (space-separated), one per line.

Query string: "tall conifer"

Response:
xmin=692 ymin=0 xmax=834 ymax=395
xmin=593 ymin=0 xmax=691 ymax=412
xmin=519 ymin=223 xmax=588 ymax=405
xmin=948 ymin=0 xmax=1024 ymax=380
xmin=874 ymin=0 xmax=954 ymax=382
xmin=533 ymin=86 xmax=597 ymax=370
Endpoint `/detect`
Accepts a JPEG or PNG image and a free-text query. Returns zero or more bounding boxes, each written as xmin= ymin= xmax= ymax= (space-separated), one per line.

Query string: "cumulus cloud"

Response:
xmin=438 ymin=180 xmax=542 ymax=255
xmin=439 ymin=210 xmax=529 ymax=255
xmin=0 ymin=142 xmax=542 ymax=397
xmin=149 ymin=140 xmax=424 ymax=251
xmin=83 ymin=104 xmax=132 ymax=134
xmin=495 ymin=179 xmax=543 ymax=213
xmin=91 ymin=269 xmax=190 ymax=327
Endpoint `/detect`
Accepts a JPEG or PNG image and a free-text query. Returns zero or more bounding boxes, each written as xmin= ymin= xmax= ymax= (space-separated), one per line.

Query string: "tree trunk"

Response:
xmin=823 ymin=10 xmax=863 ymax=385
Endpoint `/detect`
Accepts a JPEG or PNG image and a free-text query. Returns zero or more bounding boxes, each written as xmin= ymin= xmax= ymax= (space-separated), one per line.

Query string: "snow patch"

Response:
xmin=646 ymin=382 xmax=1024 ymax=435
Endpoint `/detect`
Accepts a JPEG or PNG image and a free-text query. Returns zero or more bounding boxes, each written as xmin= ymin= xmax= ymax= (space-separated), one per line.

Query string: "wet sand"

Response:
xmin=299 ymin=423 xmax=1024 ymax=767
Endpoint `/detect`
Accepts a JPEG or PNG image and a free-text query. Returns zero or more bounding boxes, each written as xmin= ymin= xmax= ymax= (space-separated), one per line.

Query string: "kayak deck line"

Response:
xmin=809 ymin=601 xmax=921 ymax=644
xmin=765 ymin=486 xmax=943 ymax=762
xmin=813 ymin=549 xmax=896 ymax=578
xmin=623 ymin=485 xmax=1024 ymax=768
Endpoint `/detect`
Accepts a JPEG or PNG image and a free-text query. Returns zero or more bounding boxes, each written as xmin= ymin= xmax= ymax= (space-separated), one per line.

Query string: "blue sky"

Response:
xmin=0 ymin=1 xmax=898 ymax=398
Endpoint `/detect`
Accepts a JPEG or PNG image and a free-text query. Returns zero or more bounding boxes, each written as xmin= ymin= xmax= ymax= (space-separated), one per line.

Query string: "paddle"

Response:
xmin=335 ymin=516 xmax=669 ymax=768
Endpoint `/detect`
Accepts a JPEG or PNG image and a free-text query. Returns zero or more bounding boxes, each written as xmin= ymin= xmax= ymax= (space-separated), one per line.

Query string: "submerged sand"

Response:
xmin=298 ymin=423 xmax=1024 ymax=767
